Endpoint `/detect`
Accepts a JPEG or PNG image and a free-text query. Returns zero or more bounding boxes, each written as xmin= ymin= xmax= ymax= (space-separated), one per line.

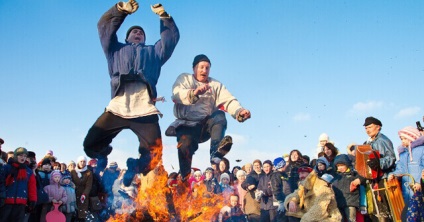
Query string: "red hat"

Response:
xmin=298 ymin=165 xmax=313 ymax=173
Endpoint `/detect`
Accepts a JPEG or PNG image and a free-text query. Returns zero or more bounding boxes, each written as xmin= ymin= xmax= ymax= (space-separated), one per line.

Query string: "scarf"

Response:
xmin=75 ymin=165 xmax=87 ymax=178
xmin=6 ymin=160 xmax=27 ymax=186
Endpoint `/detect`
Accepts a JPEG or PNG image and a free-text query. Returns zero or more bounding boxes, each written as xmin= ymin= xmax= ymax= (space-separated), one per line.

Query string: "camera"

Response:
xmin=417 ymin=121 xmax=423 ymax=131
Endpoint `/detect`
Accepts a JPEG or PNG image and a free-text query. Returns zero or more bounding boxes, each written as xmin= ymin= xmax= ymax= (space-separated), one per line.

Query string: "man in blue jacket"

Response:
xmin=83 ymin=0 xmax=179 ymax=186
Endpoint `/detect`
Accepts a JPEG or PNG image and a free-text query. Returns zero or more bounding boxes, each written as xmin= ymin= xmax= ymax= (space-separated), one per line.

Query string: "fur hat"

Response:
xmin=273 ymin=157 xmax=286 ymax=170
xmin=398 ymin=126 xmax=421 ymax=142
xmin=192 ymin=54 xmax=211 ymax=68
xmin=14 ymin=147 xmax=28 ymax=157
xmin=363 ymin=116 xmax=382 ymax=126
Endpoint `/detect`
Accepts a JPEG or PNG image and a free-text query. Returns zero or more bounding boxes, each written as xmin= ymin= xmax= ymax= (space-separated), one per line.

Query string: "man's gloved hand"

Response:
xmin=117 ymin=0 xmax=139 ymax=14
xmin=367 ymin=157 xmax=380 ymax=170
xmin=151 ymin=3 xmax=169 ymax=17
xmin=277 ymin=202 xmax=285 ymax=213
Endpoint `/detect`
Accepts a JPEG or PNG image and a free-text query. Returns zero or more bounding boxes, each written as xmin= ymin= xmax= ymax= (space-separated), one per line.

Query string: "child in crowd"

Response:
xmin=38 ymin=158 xmax=53 ymax=188
xmin=0 ymin=147 xmax=37 ymax=222
xmin=315 ymin=156 xmax=330 ymax=177
xmin=331 ymin=154 xmax=361 ymax=222
xmin=204 ymin=167 xmax=222 ymax=195
xmin=41 ymin=170 xmax=67 ymax=222
xmin=220 ymin=173 xmax=234 ymax=204
xmin=60 ymin=174 xmax=76 ymax=222
xmin=218 ymin=194 xmax=246 ymax=222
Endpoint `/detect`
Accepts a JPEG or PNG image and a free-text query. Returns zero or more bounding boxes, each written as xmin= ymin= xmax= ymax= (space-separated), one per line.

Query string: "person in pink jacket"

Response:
xmin=41 ymin=170 xmax=67 ymax=221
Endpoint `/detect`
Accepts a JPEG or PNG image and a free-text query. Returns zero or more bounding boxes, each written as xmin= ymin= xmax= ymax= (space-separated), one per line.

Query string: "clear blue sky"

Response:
xmin=1 ymin=1 xmax=423 ymax=173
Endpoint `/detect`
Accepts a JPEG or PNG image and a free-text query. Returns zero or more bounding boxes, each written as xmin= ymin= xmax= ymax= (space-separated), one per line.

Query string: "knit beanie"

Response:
xmin=14 ymin=147 xmax=28 ymax=157
xmin=273 ymin=157 xmax=286 ymax=170
xmin=398 ymin=126 xmax=421 ymax=142
xmin=263 ymin=159 xmax=273 ymax=167
xmin=41 ymin=158 xmax=51 ymax=166
xmin=220 ymin=173 xmax=230 ymax=182
xmin=192 ymin=54 xmax=211 ymax=68
xmin=77 ymin=156 xmax=87 ymax=163
xmin=126 ymin=25 xmax=145 ymax=40
xmin=319 ymin=133 xmax=329 ymax=141
xmin=108 ymin=161 xmax=118 ymax=168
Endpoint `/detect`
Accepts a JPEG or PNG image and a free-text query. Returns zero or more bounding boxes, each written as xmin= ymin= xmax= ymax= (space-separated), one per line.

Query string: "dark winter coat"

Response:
xmin=270 ymin=171 xmax=288 ymax=203
xmin=332 ymin=154 xmax=360 ymax=208
xmin=98 ymin=5 xmax=180 ymax=99
xmin=257 ymin=171 xmax=277 ymax=211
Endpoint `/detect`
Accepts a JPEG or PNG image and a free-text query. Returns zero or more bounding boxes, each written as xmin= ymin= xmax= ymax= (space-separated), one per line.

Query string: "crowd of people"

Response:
xmin=1 ymin=116 xmax=423 ymax=222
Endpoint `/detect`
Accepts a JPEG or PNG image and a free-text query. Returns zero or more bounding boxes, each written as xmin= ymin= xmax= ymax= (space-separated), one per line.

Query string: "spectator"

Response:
xmin=203 ymin=167 xmax=221 ymax=195
xmin=271 ymin=157 xmax=289 ymax=221
xmin=286 ymin=149 xmax=304 ymax=192
xmin=218 ymin=194 xmax=246 ymax=222
xmin=234 ymin=170 xmax=247 ymax=211
xmin=71 ymin=156 xmax=93 ymax=221
xmin=256 ymin=160 xmax=277 ymax=222
xmin=220 ymin=173 xmax=234 ymax=204
xmin=388 ymin=126 xmax=424 ymax=206
xmin=323 ymin=143 xmax=339 ymax=176
xmin=60 ymin=174 xmax=76 ymax=222
xmin=314 ymin=156 xmax=330 ymax=177
xmin=41 ymin=170 xmax=67 ymax=222
xmin=332 ymin=154 xmax=361 ymax=222
xmin=0 ymin=147 xmax=37 ymax=222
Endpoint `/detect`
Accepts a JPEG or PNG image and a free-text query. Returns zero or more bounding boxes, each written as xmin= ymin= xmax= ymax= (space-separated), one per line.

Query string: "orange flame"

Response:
xmin=107 ymin=139 xmax=225 ymax=221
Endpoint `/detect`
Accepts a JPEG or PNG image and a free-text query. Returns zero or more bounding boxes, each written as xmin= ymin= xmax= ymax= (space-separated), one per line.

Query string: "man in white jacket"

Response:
xmin=166 ymin=54 xmax=251 ymax=182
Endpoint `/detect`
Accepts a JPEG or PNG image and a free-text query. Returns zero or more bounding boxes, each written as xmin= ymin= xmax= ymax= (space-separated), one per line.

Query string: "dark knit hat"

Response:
xmin=363 ymin=116 xmax=382 ymax=127
xmin=205 ymin=167 xmax=214 ymax=173
xmin=263 ymin=159 xmax=273 ymax=167
xmin=41 ymin=158 xmax=51 ymax=166
xmin=14 ymin=147 xmax=28 ymax=157
xmin=27 ymin=151 xmax=36 ymax=159
xmin=192 ymin=54 xmax=211 ymax=68
xmin=334 ymin=154 xmax=352 ymax=167
xmin=0 ymin=138 xmax=4 ymax=144
xmin=126 ymin=25 xmax=145 ymax=40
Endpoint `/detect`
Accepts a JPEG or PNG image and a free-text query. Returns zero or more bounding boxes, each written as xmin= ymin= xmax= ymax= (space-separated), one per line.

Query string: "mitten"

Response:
xmin=117 ymin=0 xmax=139 ymax=14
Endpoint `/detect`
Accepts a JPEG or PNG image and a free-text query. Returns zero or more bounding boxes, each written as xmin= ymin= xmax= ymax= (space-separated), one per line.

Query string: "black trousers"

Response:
xmin=0 ymin=204 xmax=26 ymax=222
xmin=176 ymin=111 xmax=227 ymax=179
xmin=83 ymin=112 xmax=161 ymax=171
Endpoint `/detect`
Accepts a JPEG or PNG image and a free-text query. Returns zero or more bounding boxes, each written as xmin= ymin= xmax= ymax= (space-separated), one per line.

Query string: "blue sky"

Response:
xmin=1 ymin=1 xmax=423 ymax=173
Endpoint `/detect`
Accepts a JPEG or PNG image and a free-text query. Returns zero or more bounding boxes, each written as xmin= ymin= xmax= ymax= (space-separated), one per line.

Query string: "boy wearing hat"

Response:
xmin=331 ymin=154 xmax=361 ymax=222
xmin=166 ymin=54 xmax=251 ymax=183
xmin=0 ymin=147 xmax=37 ymax=222
xmin=270 ymin=157 xmax=289 ymax=221
xmin=83 ymin=0 xmax=180 ymax=187
xmin=203 ymin=167 xmax=221 ymax=195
